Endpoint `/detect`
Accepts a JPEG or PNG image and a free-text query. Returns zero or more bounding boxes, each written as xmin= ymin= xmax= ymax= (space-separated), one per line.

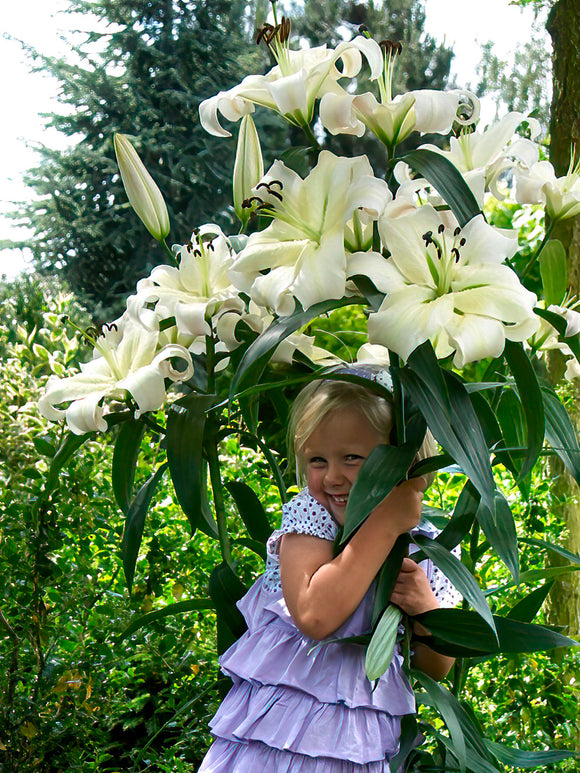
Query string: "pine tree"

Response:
xmin=15 ymin=0 xmax=272 ymax=320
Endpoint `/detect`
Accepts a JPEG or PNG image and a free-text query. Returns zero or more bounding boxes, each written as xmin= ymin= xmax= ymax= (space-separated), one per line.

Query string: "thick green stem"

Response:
xmin=388 ymin=351 xmax=406 ymax=446
xmin=206 ymin=423 xmax=232 ymax=567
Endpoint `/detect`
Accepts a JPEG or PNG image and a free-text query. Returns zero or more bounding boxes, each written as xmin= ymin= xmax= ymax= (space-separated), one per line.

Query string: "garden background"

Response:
xmin=1 ymin=0 xmax=579 ymax=771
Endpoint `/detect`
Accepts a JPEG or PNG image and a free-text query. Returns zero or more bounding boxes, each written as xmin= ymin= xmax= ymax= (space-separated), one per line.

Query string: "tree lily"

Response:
xmin=516 ymin=151 xmax=580 ymax=221
xmin=199 ymin=23 xmax=382 ymax=137
xmin=38 ymin=318 xmax=193 ymax=434
xmin=233 ymin=115 xmax=264 ymax=227
xmin=114 ymin=133 xmax=170 ymax=241
xmin=228 ymin=151 xmax=391 ymax=315
xmin=349 ymin=203 xmax=539 ymax=366
xmin=129 ymin=225 xmax=242 ymax=340
xmin=319 ymin=40 xmax=480 ymax=151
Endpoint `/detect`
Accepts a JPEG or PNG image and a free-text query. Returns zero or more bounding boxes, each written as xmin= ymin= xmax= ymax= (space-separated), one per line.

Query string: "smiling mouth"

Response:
xmin=328 ymin=494 xmax=349 ymax=506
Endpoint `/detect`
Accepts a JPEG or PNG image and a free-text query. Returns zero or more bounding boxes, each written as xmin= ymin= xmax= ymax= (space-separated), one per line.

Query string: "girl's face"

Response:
xmin=302 ymin=406 xmax=383 ymax=525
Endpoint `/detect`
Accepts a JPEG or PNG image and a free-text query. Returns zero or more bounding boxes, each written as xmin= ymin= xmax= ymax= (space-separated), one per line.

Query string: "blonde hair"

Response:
xmin=288 ymin=378 xmax=436 ymax=486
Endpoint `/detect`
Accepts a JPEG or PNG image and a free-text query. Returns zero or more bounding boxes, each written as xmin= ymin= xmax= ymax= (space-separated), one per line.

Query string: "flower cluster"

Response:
xmin=39 ymin=11 xmax=580 ymax=434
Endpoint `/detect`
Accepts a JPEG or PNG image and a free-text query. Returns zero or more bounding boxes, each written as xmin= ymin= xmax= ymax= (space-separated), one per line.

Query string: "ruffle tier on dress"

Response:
xmin=198 ymin=577 xmax=415 ymax=772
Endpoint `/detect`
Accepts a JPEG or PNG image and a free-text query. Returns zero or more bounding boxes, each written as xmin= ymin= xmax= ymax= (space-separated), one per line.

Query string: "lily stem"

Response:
xmin=162 ymin=238 xmax=179 ymax=268
xmin=520 ymin=220 xmax=555 ymax=280
xmin=207 ymin=418 xmax=232 ymax=567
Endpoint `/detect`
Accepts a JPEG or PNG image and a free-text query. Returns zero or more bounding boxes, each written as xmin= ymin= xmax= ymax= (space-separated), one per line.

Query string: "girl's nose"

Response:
xmin=324 ymin=461 xmax=344 ymax=486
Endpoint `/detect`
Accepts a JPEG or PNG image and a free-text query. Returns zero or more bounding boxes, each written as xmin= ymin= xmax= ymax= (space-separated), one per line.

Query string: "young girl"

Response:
xmin=199 ymin=371 xmax=460 ymax=772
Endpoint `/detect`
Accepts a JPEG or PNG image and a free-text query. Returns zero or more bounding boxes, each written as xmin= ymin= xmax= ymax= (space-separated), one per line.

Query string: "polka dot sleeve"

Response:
xmin=263 ymin=490 xmax=338 ymax=593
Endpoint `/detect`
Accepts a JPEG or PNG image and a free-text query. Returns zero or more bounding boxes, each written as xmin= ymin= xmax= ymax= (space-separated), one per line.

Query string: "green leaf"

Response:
xmin=401 ymin=148 xmax=482 ymax=227
xmin=435 ymin=481 xmax=479 ymax=551
xmin=112 ymin=419 xmax=146 ymax=514
xmin=372 ymin=535 xmax=410 ymax=626
xmin=412 ymin=670 xmax=468 ymax=769
xmin=539 ymin=238 xmax=567 ymax=305
xmin=33 ymin=435 xmax=56 ymax=457
xmin=519 ymin=536 xmax=580 ymax=565
xmin=230 ymin=296 xmax=359 ymax=397
xmin=122 ymin=463 xmax=167 ymax=593
xmin=233 ymin=537 xmax=268 ymax=560
xmin=365 ymin=604 xmax=403 ymax=681
xmin=495 ymin=388 xmax=527 ymax=480
xmin=505 ymin=581 xmax=554 ymax=623
xmin=476 ymin=490 xmax=519 ymax=581
xmin=400 ymin=345 xmax=496 ymax=512
xmin=503 ymin=341 xmax=544 ymax=479
xmin=226 ymin=481 xmax=272 ymax=544
xmin=414 ymin=608 xmax=579 ymax=657
xmin=412 ymin=534 xmax=497 ymax=637
xmin=485 ymin=740 xmax=579 ymax=769
xmin=45 ymin=431 xmax=95 ymax=493
xmin=541 ymin=385 xmax=580 ymax=485
xmin=119 ymin=599 xmax=215 ymax=640
xmin=208 ymin=562 xmax=248 ymax=648
xmin=166 ymin=392 xmax=217 ymax=538
xmin=342 ymin=422 xmax=425 ymax=544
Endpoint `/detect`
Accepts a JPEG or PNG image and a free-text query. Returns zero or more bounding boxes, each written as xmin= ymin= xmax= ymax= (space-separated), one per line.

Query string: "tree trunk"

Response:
xmin=546 ymin=0 xmax=580 ymax=637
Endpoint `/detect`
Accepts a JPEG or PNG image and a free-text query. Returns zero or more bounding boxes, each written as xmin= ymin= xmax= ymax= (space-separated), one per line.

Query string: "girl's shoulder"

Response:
xmin=280 ymin=489 xmax=339 ymax=541
xmin=262 ymin=490 xmax=338 ymax=594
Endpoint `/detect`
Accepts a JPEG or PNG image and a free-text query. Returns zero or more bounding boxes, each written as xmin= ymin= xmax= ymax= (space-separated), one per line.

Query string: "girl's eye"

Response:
xmin=309 ymin=456 xmax=326 ymax=466
xmin=345 ymin=454 xmax=364 ymax=463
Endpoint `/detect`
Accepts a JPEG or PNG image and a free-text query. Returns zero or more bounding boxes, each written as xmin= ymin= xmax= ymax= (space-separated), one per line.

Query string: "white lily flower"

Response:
xmin=516 ymin=152 xmax=580 ymax=221
xmin=38 ymin=318 xmax=193 ymax=434
xmin=233 ymin=115 xmax=264 ymax=225
xmin=320 ymin=40 xmax=479 ymax=148
xmin=352 ymin=203 xmax=539 ymax=366
xmin=130 ymin=225 xmax=242 ymax=340
xmin=214 ymin=300 xmax=339 ymax=367
xmin=114 ymin=133 xmax=170 ymax=241
xmin=199 ymin=20 xmax=382 ymax=137
xmin=418 ymin=112 xmax=541 ymax=201
xmin=229 ymin=151 xmax=391 ymax=315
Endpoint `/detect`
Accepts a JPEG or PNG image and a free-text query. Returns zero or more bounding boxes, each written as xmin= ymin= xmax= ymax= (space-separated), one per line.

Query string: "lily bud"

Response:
xmin=233 ymin=115 xmax=264 ymax=226
xmin=114 ymin=133 xmax=170 ymax=241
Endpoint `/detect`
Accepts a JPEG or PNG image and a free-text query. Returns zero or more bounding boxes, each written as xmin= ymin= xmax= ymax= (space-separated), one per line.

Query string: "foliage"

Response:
xmin=10 ymin=2 xmax=580 ymax=771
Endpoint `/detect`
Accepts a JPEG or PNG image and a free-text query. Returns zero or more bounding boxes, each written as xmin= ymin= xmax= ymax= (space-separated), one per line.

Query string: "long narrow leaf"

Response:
xmin=45 ymin=431 xmax=94 ymax=493
xmin=485 ymin=739 xmax=579 ymax=769
xmin=412 ymin=671 xmax=468 ymax=769
xmin=208 ymin=562 xmax=248 ymax=647
xmin=112 ymin=419 xmax=146 ymax=514
xmin=122 ymin=463 xmax=167 ymax=593
xmin=230 ymin=296 xmax=358 ymax=397
xmin=435 ymin=481 xmax=479 ymax=551
xmin=519 ymin=536 xmax=580 ymax=565
xmin=120 ymin=599 xmax=215 ymax=640
xmin=226 ymin=480 xmax=272 ymax=544
xmin=505 ymin=582 xmax=554 ymax=623
xmin=414 ymin=608 xmax=579 ymax=657
xmin=412 ymin=535 xmax=497 ymax=637
xmin=476 ymin=490 xmax=519 ymax=581
xmin=400 ymin=347 xmax=496 ymax=512
xmin=402 ymin=148 xmax=482 ymax=227
xmin=503 ymin=341 xmax=544 ymax=479
xmin=342 ymin=418 xmax=425 ymax=544
xmin=365 ymin=605 xmax=403 ymax=681
xmin=539 ymin=238 xmax=567 ymax=306
xmin=541 ymin=385 xmax=580 ymax=484
xmin=166 ymin=393 xmax=217 ymax=537
xmin=372 ymin=535 xmax=410 ymax=626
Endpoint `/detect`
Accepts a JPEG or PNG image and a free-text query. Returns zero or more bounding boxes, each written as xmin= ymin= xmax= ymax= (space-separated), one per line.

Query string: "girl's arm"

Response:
xmin=279 ymin=478 xmax=425 ymax=641
xmin=390 ymin=558 xmax=455 ymax=680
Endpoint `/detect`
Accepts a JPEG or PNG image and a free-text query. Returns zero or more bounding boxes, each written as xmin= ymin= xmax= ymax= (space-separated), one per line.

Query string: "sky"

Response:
xmin=0 ymin=0 xmax=548 ymax=279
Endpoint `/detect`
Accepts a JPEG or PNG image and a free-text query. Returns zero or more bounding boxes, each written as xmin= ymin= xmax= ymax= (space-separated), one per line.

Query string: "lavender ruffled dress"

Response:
xmin=199 ymin=490 xmax=460 ymax=772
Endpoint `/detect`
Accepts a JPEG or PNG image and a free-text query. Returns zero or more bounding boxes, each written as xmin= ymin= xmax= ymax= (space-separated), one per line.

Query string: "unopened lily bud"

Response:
xmin=233 ymin=115 xmax=264 ymax=226
xmin=114 ymin=133 xmax=170 ymax=241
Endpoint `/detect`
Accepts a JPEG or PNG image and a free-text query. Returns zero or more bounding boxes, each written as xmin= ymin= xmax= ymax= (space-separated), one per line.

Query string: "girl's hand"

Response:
xmin=370 ymin=476 xmax=426 ymax=537
xmin=389 ymin=557 xmax=438 ymax=616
